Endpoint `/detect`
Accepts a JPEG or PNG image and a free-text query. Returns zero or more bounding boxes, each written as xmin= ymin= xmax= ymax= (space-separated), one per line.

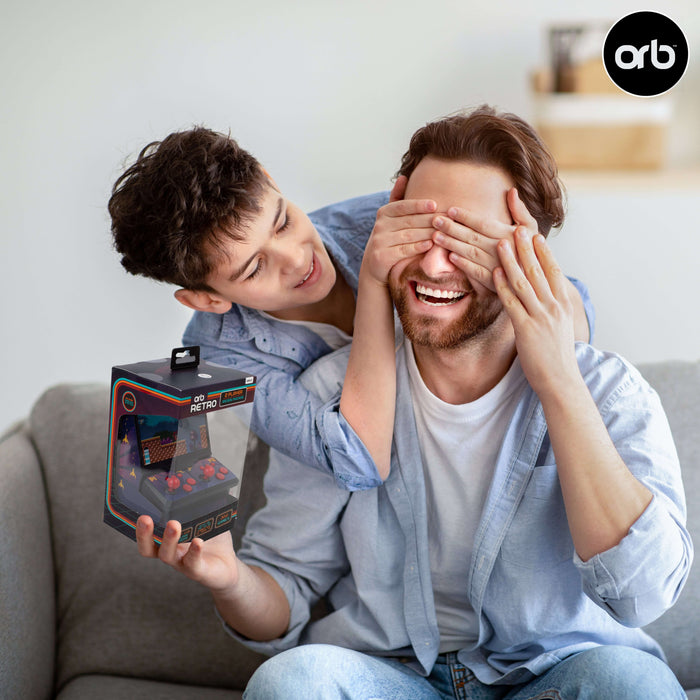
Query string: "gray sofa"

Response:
xmin=1 ymin=360 xmax=698 ymax=699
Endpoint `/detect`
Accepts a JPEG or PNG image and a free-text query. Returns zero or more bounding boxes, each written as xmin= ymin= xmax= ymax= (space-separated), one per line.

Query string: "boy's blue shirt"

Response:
xmin=183 ymin=191 xmax=596 ymax=490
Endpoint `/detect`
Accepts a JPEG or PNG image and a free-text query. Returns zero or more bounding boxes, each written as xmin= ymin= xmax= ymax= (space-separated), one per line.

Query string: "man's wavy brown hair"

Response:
xmin=109 ymin=127 xmax=266 ymax=291
xmin=396 ymin=105 xmax=565 ymax=235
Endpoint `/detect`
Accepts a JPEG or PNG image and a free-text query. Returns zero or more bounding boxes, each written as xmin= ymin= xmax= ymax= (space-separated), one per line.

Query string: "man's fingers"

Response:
xmin=513 ymin=227 xmax=552 ymax=302
xmin=136 ymin=515 xmax=159 ymax=558
xmin=180 ymin=537 xmax=206 ymax=575
xmin=533 ymin=234 xmax=569 ymax=302
xmin=157 ymin=520 xmax=183 ymax=565
xmin=493 ymin=266 xmax=526 ymax=322
xmin=497 ymin=238 xmax=539 ymax=313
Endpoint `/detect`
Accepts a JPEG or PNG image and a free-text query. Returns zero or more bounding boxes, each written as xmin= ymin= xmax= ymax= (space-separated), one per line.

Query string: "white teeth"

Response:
xmin=416 ymin=284 xmax=465 ymax=300
xmin=301 ymin=259 xmax=314 ymax=284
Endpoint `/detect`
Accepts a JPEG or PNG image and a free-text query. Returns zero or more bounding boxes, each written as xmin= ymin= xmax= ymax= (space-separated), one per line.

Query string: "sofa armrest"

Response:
xmin=0 ymin=422 xmax=56 ymax=700
xmin=27 ymin=383 xmax=266 ymax=693
xmin=638 ymin=360 xmax=700 ymax=693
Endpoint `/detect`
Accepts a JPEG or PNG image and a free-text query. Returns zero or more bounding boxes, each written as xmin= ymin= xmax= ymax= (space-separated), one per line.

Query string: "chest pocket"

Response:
xmin=498 ymin=463 xmax=574 ymax=569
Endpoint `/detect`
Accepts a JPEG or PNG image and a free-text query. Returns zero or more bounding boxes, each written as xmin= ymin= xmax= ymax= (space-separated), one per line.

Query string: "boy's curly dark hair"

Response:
xmin=396 ymin=105 xmax=565 ymax=236
xmin=109 ymin=127 xmax=267 ymax=291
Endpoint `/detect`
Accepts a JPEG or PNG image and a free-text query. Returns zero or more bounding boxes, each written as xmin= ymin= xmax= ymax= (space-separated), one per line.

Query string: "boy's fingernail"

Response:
xmin=434 ymin=217 xmax=444 ymax=227
xmin=448 ymin=207 xmax=458 ymax=218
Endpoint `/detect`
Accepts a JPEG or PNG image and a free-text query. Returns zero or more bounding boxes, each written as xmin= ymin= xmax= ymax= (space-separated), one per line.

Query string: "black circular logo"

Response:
xmin=603 ymin=12 xmax=688 ymax=97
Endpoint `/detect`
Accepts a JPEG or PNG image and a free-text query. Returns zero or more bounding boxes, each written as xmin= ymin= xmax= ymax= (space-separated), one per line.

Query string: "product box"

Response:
xmin=104 ymin=347 xmax=256 ymax=543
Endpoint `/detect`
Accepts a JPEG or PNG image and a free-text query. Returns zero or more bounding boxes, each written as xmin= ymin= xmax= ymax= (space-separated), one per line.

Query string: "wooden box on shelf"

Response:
xmin=532 ymin=58 xmax=671 ymax=170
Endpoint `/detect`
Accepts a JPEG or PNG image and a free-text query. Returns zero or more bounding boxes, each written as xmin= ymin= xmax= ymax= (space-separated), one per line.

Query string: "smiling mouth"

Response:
xmin=415 ymin=283 xmax=467 ymax=306
xmin=296 ymin=257 xmax=315 ymax=287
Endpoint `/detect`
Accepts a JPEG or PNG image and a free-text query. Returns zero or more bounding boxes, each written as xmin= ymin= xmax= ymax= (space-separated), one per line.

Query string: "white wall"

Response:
xmin=1 ymin=0 xmax=698 ymax=431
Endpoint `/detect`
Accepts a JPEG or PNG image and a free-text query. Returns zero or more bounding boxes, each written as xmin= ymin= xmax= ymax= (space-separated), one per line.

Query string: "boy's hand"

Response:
xmin=136 ymin=515 xmax=239 ymax=594
xmin=361 ymin=176 xmax=436 ymax=286
xmin=431 ymin=187 xmax=531 ymax=292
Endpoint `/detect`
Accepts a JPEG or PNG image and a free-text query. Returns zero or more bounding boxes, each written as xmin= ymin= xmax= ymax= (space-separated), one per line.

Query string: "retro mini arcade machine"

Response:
xmin=104 ymin=347 xmax=256 ymax=543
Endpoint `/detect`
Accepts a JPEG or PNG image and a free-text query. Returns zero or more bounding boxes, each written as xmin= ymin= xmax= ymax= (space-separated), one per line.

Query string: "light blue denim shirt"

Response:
xmin=184 ymin=191 xmax=596 ymax=492
xmin=231 ymin=339 xmax=691 ymax=685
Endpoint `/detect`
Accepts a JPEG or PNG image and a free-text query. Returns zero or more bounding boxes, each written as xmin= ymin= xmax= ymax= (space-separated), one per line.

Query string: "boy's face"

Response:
xmin=389 ymin=157 xmax=514 ymax=349
xmin=203 ymin=184 xmax=337 ymax=312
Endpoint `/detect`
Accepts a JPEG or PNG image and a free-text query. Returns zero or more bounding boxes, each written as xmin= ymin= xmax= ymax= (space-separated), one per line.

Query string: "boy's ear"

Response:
xmin=174 ymin=288 xmax=232 ymax=314
xmin=262 ymin=167 xmax=280 ymax=192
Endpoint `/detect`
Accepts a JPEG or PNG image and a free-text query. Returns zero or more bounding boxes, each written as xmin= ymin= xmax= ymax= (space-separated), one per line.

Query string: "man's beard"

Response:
xmin=390 ymin=268 xmax=504 ymax=350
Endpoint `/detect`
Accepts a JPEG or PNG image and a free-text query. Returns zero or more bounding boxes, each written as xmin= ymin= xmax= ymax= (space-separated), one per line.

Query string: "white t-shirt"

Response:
xmin=404 ymin=341 xmax=527 ymax=652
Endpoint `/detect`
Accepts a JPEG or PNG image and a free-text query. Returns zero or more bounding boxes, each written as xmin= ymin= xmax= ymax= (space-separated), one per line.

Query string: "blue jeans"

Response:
xmin=243 ymin=644 xmax=686 ymax=699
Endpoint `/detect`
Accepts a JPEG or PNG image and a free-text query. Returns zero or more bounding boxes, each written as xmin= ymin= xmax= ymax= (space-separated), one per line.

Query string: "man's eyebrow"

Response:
xmin=228 ymin=197 xmax=284 ymax=282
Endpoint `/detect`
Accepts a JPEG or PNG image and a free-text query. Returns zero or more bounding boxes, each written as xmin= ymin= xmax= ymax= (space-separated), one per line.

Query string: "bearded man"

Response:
xmin=138 ymin=106 xmax=691 ymax=700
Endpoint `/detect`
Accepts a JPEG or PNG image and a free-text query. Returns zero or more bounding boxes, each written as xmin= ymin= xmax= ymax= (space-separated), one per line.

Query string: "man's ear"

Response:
xmin=174 ymin=288 xmax=233 ymax=314
xmin=390 ymin=175 xmax=408 ymax=203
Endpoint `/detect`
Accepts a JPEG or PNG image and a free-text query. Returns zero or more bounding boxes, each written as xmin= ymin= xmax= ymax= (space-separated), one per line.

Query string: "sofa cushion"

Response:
xmin=639 ymin=360 xmax=700 ymax=691
xmin=29 ymin=383 xmax=267 ymax=693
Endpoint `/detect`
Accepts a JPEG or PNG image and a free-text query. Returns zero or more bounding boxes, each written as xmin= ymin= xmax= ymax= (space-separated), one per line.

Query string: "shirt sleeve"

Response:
xmin=574 ymin=355 xmax=693 ymax=627
xmin=248 ymin=358 xmax=382 ymax=492
xmin=183 ymin=314 xmax=383 ymax=492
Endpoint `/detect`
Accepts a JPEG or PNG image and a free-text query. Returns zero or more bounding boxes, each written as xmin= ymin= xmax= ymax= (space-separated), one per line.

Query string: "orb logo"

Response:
xmin=603 ymin=12 xmax=688 ymax=96
xmin=614 ymin=40 xmax=676 ymax=70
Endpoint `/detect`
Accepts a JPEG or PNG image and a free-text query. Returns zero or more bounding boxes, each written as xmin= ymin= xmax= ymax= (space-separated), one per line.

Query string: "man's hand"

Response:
xmin=435 ymin=188 xmax=591 ymax=342
xmin=136 ymin=516 xmax=291 ymax=640
xmin=360 ymin=176 xmax=435 ymax=287
xmin=494 ymin=228 xmax=654 ymax=564
xmin=136 ymin=515 xmax=239 ymax=594
xmin=493 ymin=229 xmax=580 ymax=401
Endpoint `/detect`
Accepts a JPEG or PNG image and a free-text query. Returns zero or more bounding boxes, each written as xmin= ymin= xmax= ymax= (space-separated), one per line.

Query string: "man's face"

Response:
xmin=204 ymin=184 xmax=336 ymax=312
xmin=389 ymin=157 xmax=514 ymax=350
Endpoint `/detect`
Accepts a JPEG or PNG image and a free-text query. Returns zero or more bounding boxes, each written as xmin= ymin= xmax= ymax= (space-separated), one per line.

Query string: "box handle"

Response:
xmin=170 ymin=346 xmax=200 ymax=371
